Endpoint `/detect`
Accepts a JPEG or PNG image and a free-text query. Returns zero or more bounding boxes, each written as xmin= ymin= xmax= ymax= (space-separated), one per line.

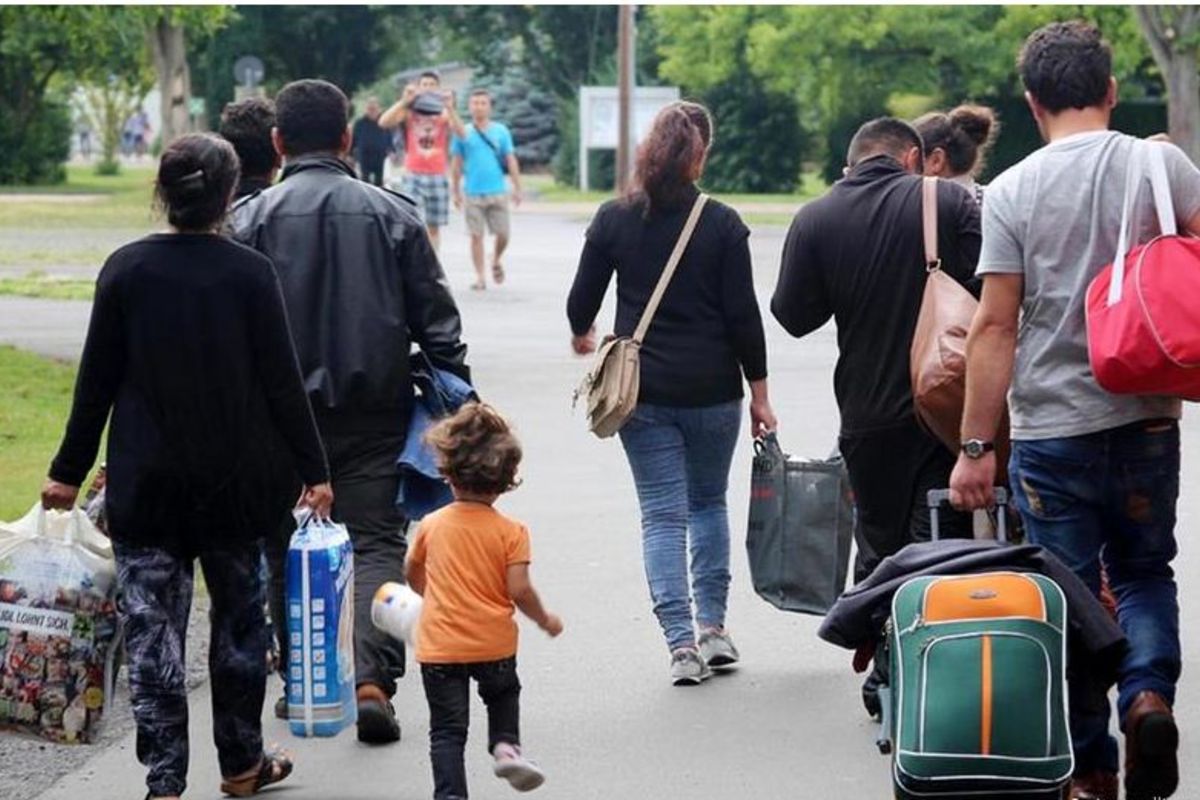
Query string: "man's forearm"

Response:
xmin=507 ymin=155 xmax=521 ymax=191
xmin=960 ymin=319 xmax=1016 ymax=442
xmin=378 ymin=101 xmax=408 ymax=130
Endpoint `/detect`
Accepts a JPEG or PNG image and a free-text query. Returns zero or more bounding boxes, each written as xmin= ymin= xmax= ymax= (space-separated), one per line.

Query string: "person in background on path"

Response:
xmin=232 ymin=79 xmax=471 ymax=746
xmin=220 ymin=97 xmax=281 ymax=200
xmin=914 ymin=104 xmax=999 ymax=204
xmin=949 ymin=22 xmax=1200 ymax=800
xmin=76 ymin=118 xmax=93 ymax=161
xmin=406 ymin=402 xmax=562 ymax=800
xmin=567 ymin=101 xmax=777 ymax=686
xmin=451 ymin=89 xmax=522 ymax=291
xmin=41 ymin=133 xmax=333 ymax=800
xmin=379 ymin=70 xmax=466 ymax=252
xmin=352 ymin=97 xmax=395 ymax=187
xmin=132 ymin=108 xmax=151 ymax=159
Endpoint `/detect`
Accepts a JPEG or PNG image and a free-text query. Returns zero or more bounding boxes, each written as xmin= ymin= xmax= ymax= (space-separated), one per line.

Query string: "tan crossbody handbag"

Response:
xmin=576 ymin=193 xmax=709 ymax=438
xmin=910 ymin=176 xmax=978 ymax=451
xmin=910 ymin=178 xmax=1011 ymax=471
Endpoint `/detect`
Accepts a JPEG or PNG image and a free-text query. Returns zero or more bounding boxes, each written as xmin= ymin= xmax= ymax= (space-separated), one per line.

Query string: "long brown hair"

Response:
xmin=626 ymin=100 xmax=713 ymax=213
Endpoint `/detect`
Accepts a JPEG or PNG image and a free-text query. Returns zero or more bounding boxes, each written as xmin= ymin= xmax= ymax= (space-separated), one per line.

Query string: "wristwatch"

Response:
xmin=961 ymin=439 xmax=996 ymax=459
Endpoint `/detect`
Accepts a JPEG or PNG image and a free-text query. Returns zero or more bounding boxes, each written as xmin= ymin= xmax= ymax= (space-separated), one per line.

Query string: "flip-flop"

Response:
xmin=492 ymin=263 xmax=505 ymax=285
xmin=470 ymin=281 xmax=486 ymax=291
xmin=220 ymin=750 xmax=294 ymax=797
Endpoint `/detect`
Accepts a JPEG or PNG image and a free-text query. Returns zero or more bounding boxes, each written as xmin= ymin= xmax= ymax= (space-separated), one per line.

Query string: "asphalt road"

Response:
xmin=5 ymin=208 xmax=1200 ymax=800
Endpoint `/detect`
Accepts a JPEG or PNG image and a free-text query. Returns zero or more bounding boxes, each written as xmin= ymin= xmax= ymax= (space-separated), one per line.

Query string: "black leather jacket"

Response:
xmin=231 ymin=155 xmax=469 ymax=434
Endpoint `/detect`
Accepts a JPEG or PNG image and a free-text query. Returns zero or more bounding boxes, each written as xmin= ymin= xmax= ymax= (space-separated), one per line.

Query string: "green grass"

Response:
xmin=0 ymin=346 xmax=80 ymax=522
xmin=525 ymin=172 xmax=825 ymax=208
xmin=0 ymin=164 xmax=158 ymax=230
xmin=0 ymin=272 xmax=95 ymax=301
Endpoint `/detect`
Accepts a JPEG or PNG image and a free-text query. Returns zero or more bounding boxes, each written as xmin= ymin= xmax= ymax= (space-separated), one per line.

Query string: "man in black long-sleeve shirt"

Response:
xmin=772 ymin=117 xmax=980 ymax=581
xmin=232 ymin=79 xmax=469 ymax=744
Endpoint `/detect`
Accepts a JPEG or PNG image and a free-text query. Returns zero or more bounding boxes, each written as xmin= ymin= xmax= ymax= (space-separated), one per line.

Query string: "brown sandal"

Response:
xmin=220 ymin=750 xmax=293 ymax=797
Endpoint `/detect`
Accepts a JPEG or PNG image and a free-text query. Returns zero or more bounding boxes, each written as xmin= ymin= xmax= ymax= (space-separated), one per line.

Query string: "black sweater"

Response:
xmin=567 ymin=188 xmax=768 ymax=408
xmin=771 ymin=158 xmax=980 ymax=436
xmin=49 ymin=234 xmax=329 ymax=554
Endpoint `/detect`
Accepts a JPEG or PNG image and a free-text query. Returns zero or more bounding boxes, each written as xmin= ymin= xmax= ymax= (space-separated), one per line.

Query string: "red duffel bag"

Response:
xmin=1086 ymin=141 xmax=1200 ymax=399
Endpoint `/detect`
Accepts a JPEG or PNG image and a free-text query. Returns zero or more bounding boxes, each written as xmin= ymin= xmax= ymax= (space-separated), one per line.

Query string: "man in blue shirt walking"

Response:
xmin=451 ymin=89 xmax=523 ymax=290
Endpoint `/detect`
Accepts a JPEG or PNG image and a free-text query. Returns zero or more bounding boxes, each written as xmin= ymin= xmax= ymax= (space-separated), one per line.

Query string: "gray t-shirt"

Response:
xmin=979 ymin=131 xmax=1200 ymax=440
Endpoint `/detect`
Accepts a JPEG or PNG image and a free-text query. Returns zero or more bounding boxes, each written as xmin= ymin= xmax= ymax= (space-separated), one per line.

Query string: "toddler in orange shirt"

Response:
xmin=406 ymin=403 xmax=563 ymax=799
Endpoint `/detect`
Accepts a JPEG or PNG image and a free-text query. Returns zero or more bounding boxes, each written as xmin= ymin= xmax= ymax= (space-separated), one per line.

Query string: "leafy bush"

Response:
xmin=0 ymin=95 xmax=71 ymax=185
xmin=95 ymin=159 xmax=121 ymax=176
xmin=700 ymin=79 xmax=805 ymax=194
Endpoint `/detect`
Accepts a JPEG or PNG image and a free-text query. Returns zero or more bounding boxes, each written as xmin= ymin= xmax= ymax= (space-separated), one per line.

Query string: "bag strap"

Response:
xmin=1107 ymin=140 xmax=1178 ymax=306
xmin=473 ymin=123 xmax=504 ymax=157
xmin=632 ymin=193 xmax=709 ymax=344
xmin=922 ymin=176 xmax=939 ymax=270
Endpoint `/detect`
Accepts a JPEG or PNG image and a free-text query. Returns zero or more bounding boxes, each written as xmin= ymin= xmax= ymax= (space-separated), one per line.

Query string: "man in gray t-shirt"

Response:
xmin=950 ymin=21 xmax=1200 ymax=800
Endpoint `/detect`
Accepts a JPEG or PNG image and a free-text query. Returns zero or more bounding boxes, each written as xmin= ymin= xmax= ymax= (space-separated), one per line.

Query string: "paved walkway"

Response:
xmin=8 ymin=210 xmax=1200 ymax=799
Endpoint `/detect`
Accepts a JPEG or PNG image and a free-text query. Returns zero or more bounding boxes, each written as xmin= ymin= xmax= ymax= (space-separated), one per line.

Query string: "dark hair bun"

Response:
xmin=950 ymin=105 xmax=998 ymax=147
xmin=155 ymin=134 xmax=240 ymax=231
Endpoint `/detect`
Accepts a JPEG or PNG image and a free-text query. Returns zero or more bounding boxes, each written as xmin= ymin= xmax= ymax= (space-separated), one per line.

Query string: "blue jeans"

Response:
xmin=619 ymin=401 xmax=741 ymax=652
xmin=1009 ymin=418 xmax=1181 ymax=775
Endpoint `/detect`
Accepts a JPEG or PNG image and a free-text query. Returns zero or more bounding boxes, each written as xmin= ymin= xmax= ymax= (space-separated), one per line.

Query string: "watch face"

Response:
xmin=964 ymin=440 xmax=983 ymax=458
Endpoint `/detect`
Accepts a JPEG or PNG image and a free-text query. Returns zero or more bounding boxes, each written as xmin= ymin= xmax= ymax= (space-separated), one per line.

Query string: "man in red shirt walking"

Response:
xmin=380 ymin=70 xmax=466 ymax=251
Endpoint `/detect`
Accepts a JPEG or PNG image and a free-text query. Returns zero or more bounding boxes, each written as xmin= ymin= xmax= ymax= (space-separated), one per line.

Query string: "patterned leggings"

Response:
xmin=114 ymin=541 xmax=268 ymax=798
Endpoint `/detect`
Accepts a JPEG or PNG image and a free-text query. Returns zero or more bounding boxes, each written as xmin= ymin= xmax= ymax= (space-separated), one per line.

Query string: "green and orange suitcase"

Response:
xmin=884 ymin=490 xmax=1073 ymax=799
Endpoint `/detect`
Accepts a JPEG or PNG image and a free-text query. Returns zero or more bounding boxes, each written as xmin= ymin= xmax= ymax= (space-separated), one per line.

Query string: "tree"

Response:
xmin=1135 ymin=6 xmax=1200 ymax=161
xmin=192 ymin=6 xmax=417 ymax=128
xmin=653 ymin=6 xmax=1159 ymax=181
xmin=0 ymin=6 xmax=143 ymax=183
xmin=137 ymin=7 xmax=230 ymax=145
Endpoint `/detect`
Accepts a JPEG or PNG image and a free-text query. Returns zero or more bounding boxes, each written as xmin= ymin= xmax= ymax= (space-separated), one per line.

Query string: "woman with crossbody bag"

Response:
xmin=566 ymin=101 xmax=777 ymax=686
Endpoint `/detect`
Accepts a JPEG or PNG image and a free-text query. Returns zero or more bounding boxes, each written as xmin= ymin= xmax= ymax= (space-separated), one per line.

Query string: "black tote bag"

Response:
xmin=746 ymin=433 xmax=855 ymax=615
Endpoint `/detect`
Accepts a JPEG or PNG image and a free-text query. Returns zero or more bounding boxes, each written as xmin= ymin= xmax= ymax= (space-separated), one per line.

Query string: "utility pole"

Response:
xmin=616 ymin=5 xmax=636 ymax=194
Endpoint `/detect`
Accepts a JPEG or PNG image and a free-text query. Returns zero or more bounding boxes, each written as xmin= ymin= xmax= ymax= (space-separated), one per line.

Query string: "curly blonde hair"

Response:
xmin=425 ymin=402 xmax=522 ymax=496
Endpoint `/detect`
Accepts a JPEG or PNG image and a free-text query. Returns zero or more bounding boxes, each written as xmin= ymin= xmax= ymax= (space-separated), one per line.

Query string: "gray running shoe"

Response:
xmin=670 ymin=647 xmax=712 ymax=686
xmin=699 ymin=628 xmax=740 ymax=669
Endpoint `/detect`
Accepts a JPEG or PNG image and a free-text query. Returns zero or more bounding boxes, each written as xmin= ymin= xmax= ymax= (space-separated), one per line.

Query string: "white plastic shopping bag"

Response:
xmin=0 ymin=503 xmax=120 ymax=743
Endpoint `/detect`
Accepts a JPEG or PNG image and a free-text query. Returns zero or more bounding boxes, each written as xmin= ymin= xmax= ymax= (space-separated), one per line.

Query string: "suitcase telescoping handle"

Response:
xmin=926 ymin=487 xmax=1009 ymax=543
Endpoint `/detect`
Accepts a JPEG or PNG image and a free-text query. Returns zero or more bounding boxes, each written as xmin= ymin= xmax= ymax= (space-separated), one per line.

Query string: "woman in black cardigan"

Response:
xmin=42 ymin=134 xmax=330 ymax=799
xmin=567 ymin=102 xmax=777 ymax=686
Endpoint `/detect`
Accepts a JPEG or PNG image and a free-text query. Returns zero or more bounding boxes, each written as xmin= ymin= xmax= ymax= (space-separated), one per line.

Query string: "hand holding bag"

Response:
xmin=1086 ymin=141 xmax=1200 ymax=399
xmin=575 ymin=194 xmax=708 ymax=438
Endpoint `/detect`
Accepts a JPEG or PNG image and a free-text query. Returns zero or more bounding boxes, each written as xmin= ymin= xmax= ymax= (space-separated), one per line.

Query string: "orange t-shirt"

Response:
xmin=408 ymin=502 xmax=531 ymax=664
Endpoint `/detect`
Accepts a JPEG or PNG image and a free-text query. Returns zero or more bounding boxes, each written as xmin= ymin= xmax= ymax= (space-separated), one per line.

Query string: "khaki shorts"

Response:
xmin=464 ymin=194 xmax=511 ymax=238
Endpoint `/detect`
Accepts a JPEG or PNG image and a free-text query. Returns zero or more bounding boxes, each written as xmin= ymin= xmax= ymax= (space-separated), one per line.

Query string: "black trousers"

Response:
xmin=114 ymin=541 xmax=267 ymax=797
xmin=840 ymin=420 xmax=972 ymax=583
xmin=268 ymin=430 xmax=409 ymax=696
xmin=359 ymin=157 xmax=386 ymax=187
xmin=422 ymin=658 xmax=522 ymax=800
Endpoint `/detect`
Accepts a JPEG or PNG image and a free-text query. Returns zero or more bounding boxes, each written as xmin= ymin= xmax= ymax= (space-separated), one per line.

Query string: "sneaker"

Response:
xmin=274 ymin=694 xmax=288 ymax=721
xmin=493 ymin=744 xmax=545 ymax=792
xmin=670 ymin=647 xmax=712 ymax=686
xmin=698 ymin=628 xmax=740 ymax=670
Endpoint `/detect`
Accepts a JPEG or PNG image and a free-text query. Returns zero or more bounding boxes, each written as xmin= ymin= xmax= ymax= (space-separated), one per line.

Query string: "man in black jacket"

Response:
xmin=232 ymin=79 xmax=470 ymax=745
xmin=773 ymin=118 xmax=980 ymax=719
xmin=772 ymin=117 xmax=979 ymax=581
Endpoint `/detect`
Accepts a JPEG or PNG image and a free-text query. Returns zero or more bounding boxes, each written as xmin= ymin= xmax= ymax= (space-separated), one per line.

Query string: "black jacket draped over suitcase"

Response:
xmin=819 ymin=538 xmax=1127 ymax=717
